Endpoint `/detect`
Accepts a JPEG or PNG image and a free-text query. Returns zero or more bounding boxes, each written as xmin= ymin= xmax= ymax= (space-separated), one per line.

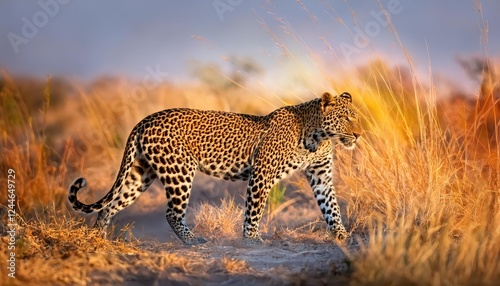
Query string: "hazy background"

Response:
xmin=1 ymin=0 xmax=499 ymax=95
xmin=1 ymin=3 xmax=500 ymax=284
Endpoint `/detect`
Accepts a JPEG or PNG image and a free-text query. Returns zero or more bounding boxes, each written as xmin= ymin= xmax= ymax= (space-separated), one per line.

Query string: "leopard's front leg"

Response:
xmin=243 ymin=180 xmax=265 ymax=243
xmin=305 ymin=154 xmax=348 ymax=242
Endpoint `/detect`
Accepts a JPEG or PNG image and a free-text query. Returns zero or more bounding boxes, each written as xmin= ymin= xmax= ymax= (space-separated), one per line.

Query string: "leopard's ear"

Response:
xmin=320 ymin=92 xmax=335 ymax=113
xmin=339 ymin=92 xmax=352 ymax=103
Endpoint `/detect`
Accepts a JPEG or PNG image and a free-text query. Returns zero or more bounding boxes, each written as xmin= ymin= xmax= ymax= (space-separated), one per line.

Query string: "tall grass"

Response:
xmin=0 ymin=74 xmax=71 ymax=213
xmin=333 ymin=61 xmax=500 ymax=285
xmin=1 ymin=54 xmax=499 ymax=285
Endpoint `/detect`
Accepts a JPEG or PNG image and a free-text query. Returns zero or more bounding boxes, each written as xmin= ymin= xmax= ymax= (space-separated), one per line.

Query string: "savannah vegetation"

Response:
xmin=1 ymin=5 xmax=499 ymax=286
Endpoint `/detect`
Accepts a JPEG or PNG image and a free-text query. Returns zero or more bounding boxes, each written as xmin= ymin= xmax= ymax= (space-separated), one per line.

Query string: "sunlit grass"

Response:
xmin=0 ymin=74 xmax=71 ymax=213
xmin=3 ymin=59 xmax=500 ymax=284
xmin=333 ymin=61 xmax=500 ymax=284
xmin=193 ymin=197 xmax=243 ymax=240
xmin=1 ymin=18 xmax=499 ymax=283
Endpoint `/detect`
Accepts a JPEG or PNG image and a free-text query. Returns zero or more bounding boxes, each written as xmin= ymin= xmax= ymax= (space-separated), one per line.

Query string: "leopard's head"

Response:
xmin=319 ymin=91 xmax=362 ymax=150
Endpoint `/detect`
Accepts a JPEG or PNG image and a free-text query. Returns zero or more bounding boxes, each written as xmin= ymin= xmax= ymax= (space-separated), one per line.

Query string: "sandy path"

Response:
xmin=123 ymin=238 xmax=353 ymax=285
xmin=103 ymin=174 xmax=356 ymax=285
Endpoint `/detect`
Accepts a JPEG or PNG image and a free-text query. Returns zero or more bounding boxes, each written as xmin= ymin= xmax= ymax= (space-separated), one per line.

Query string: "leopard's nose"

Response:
xmin=353 ymin=132 xmax=361 ymax=139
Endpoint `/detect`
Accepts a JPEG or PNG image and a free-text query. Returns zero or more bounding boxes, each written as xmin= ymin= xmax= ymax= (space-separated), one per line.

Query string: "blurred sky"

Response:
xmin=0 ymin=0 xmax=499 ymax=93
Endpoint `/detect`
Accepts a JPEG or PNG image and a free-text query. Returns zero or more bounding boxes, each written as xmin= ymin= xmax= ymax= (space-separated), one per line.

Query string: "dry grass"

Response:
xmin=0 ymin=76 xmax=267 ymax=285
xmin=0 ymin=73 xmax=71 ymax=213
xmin=193 ymin=198 xmax=243 ymax=240
xmin=221 ymin=257 xmax=252 ymax=274
xmin=1 ymin=41 xmax=499 ymax=284
xmin=0 ymin=207 xmax=200 ymax=285
xmin=332 ymin=61 xmax=500 ymax=285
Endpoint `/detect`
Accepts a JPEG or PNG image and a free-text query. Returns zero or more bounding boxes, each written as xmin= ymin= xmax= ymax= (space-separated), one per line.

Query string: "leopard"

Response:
xmin=68 ymin=91 xmax=362 ymax=245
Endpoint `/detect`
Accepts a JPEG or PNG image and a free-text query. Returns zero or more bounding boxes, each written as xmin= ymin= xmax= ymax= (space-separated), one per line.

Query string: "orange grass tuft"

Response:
xmin=193 ymin=198 xmax=243 ymax=240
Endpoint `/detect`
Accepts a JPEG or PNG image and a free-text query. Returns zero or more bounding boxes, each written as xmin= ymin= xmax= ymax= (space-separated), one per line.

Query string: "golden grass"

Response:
xmin=0 ymin=73 xmax=71 ymax=213
xmin=332 ymin=61 xmax=500 ymax=285
xmin=221 ymin=257 xmax=252 ymax=274
xmin=193 ymin=198 xmax=243 ymax=240
xmin=1 ymin=51 xmax=499 ymax=285
xmin=0 ymin=207 xmax=200 ymax=285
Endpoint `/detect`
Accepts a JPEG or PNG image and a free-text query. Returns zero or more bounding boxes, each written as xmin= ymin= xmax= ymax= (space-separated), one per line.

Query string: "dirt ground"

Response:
xmin=123 ymin=238 xmax=353 ymax=285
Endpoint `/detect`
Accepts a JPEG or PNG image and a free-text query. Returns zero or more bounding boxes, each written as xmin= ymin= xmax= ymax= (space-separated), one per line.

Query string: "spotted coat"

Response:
xmin=68 ymin=92 xmax=361 ymax=245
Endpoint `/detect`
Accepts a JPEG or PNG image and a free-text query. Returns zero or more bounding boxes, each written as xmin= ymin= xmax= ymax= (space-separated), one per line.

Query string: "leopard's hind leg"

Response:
xmin=95 ymin=158 xmax=157 ymax=236
xmin=146 ymin=150 xmax=205 ymax=245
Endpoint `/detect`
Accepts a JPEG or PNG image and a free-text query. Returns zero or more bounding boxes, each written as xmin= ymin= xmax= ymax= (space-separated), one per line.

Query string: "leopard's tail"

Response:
xmin=68 ymin=124 xmax=142 ymax=214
